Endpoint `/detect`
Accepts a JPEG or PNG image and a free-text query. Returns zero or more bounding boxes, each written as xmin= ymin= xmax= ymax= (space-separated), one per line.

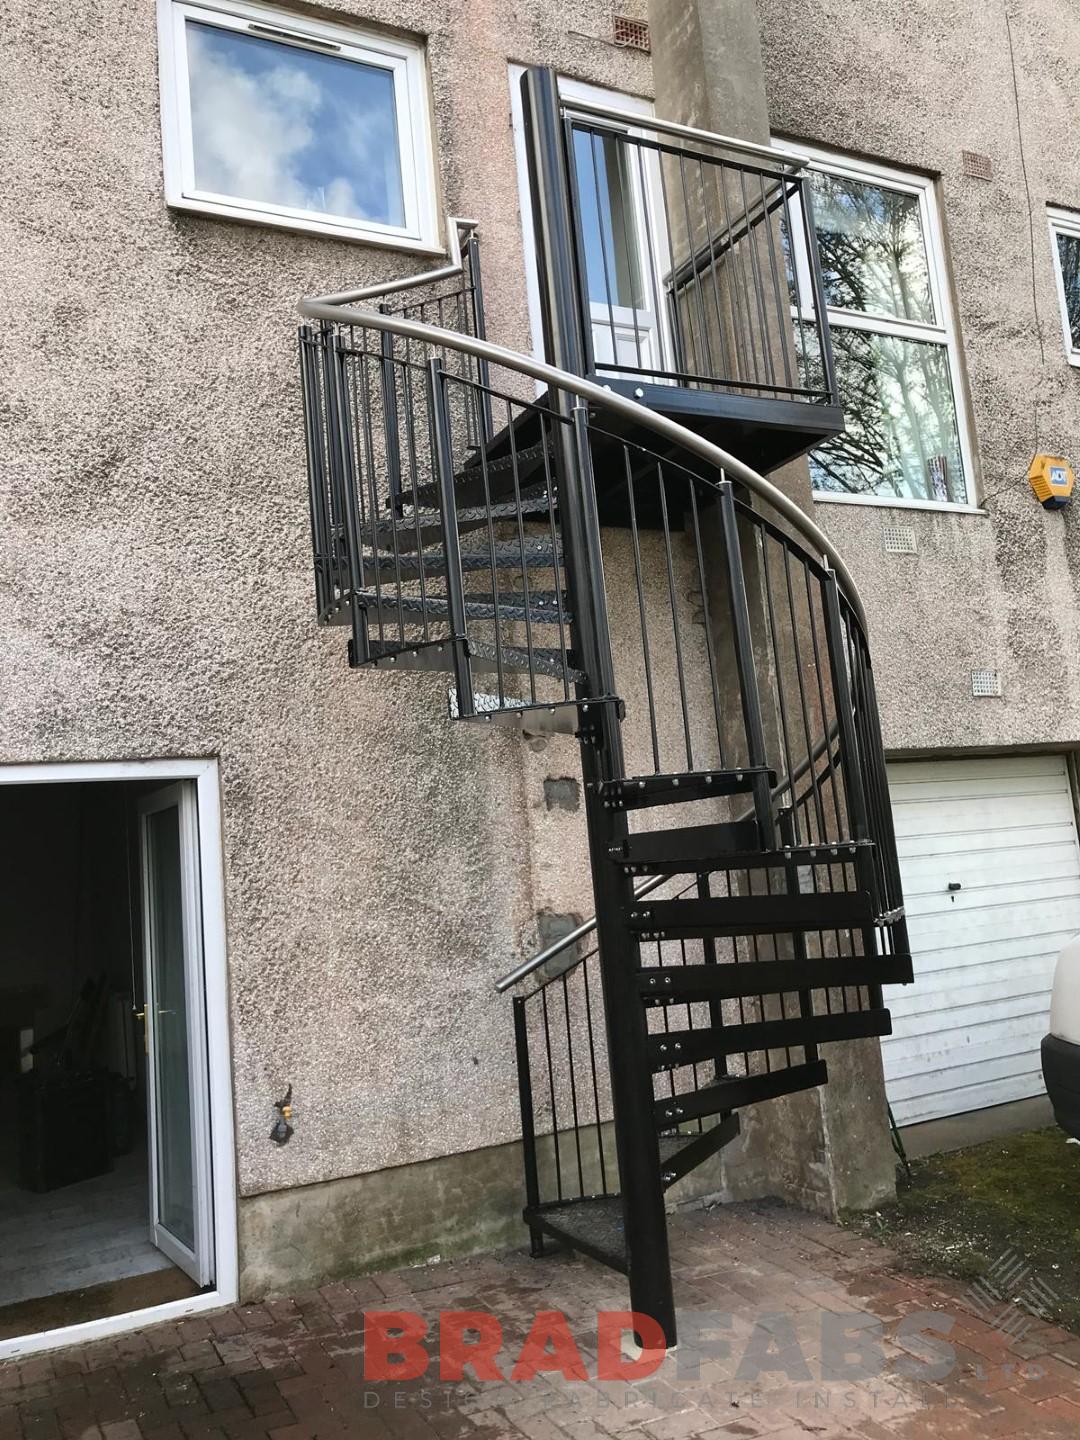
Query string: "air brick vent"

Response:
xmin=613 ymin=15 xmax=651 ymax=51
xmin=882 ymin=524 xmax=917 ymax=555
xmin=962 ymin=150 xmax=993 ymax=181
xmin=971 ymin=668 xmax=1003 ymax=698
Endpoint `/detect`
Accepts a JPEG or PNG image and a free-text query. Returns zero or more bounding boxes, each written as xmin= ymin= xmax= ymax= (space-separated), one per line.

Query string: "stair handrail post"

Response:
xmin=522 ymin=63 xmax=676 ymax=1349
xmin=463 ymin=231 xmax=495 ymax=447
xmin=427 ymin=357 xmax=474 ymax=718
xmin=513 ymin=997 xmax=546 ymax=1257
xmin=717 ymin=482 xmax=776 ymax=845
xmin=325 ymin=326 xmax=370 ymax=663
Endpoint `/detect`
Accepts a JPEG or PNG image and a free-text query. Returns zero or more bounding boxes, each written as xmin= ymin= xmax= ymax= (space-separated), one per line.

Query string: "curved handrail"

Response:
xmin=299 ymin=290 xmax=865 ymax=633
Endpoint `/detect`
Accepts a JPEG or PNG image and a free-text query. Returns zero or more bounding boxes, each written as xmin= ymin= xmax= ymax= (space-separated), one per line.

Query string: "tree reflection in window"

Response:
xmin=812 ymin=172 xmax=936 ymax=324
xmin=799 ymin=166 xmax=967 ymax=503
xmin=1056 ymin=231 xmax=1080 ymax=349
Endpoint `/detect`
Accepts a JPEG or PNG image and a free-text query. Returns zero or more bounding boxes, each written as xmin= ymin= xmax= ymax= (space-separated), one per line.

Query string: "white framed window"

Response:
xmin=1049 ymin=206 xmax=1080 ymax=367
xmin=156 ymin=0 xmax=440 ymax=250
xmin=786 ymin=145 xmax=977 ymax=511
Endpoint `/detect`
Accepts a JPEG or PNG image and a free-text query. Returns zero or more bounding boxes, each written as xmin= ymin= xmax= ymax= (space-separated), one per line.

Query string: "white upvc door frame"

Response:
xmin=509 ymin=67 xmax=673 ymax=383
xmin=0 ymin=757 xmax=237 ymax=1362
xmin=139 ymin=781 xmax=215 ymax=1286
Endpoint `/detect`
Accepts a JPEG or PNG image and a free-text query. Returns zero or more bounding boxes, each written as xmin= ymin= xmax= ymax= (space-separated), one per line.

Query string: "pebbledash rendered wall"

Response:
xmin=757 ymin=0 xmax=1080 ymax=756
xmin=2 ymin=0 xmax=903 ymax=1302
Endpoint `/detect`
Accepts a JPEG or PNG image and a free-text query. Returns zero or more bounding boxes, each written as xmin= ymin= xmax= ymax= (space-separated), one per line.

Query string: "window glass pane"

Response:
xmin=572 ymin=127 xmax=645 ymax=310
xmin=810 ymin=172 xmax=935 ymax=324
xmin=185 ymin=21 xmax=405 ymax=227
xmin=1056 ymin=231 xmax=1080 ymax=350
xmin=809 ymin=327 xmax=966 ymax=502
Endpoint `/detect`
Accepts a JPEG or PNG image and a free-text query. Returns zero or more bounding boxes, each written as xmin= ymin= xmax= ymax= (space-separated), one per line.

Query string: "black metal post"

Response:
xmin=428 ymin=359 xmax=474 ymax=716
xmin=326 ymin=330 xmax=369 ymax=664
xmin=799 ymin=177 xmax=840 ymax=404
xmin=718 ymin=482 xmax=776 ymax=847
xmin=522 ymin=62 xmax=676 ymax=1348
xmin=464 ymin=233 xmax=495 ymax=446
xmin=379 ymin=311 xmax=403 ymax=511
xmin=514 ymin=997 xmax=546 ymax=1257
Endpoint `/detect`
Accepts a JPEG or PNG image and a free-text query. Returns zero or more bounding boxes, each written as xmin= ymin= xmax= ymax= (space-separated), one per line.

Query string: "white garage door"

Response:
xmin=882 ymin=755 xmax=1080 ymax=1126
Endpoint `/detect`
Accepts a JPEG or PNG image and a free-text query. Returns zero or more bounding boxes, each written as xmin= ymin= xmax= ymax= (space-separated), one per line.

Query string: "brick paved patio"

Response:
xmin=4 ymin=1200 xmax=1080 ymax=1440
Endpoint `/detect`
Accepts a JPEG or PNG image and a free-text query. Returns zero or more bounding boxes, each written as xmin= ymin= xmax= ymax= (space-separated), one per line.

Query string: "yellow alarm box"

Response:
xmin=1028 ymin=454 xmax=1075 ymax=510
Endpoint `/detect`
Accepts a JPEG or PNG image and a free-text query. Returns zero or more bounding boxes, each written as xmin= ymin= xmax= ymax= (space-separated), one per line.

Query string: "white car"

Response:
xmin=1044 ymin=934 xmax=1080 ymax=1139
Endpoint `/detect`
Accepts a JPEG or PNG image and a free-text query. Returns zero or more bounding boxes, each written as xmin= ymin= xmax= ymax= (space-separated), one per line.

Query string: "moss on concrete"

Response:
xmin=842 ymin=1127 xmax=1080 ymax=1332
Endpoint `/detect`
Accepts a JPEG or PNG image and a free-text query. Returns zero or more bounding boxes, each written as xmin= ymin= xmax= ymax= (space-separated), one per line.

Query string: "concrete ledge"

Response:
xmin=898 ymin=1095 xmax=1055 ymax=1161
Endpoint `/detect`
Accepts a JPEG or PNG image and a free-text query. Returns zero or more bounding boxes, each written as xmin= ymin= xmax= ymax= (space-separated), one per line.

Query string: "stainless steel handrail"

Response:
xmin=298 ymin=301 xmax=864 ymax=630
xmin=560 ymin=96 xmax=809 ymax=173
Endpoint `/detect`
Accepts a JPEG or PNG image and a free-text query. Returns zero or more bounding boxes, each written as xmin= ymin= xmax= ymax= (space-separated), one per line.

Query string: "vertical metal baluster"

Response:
xmin=428 ymin=359 xmax=473 ymax=716
xmin=626 ymin=452 xmax=661 ymax=771
xmin=739 ymin=169 xmax=774 ymax=391
xmin=581 ymin=953 xmax=609 ymax=1195
xmin=759 ymin=534 xmax=798 ymax=841
xmin=514 ymin=998 xmax=545 ymax=1254
xmin=506 ymin=397 xmax=537 ymax=703
xmin=561 ymin=973 xmax=586 ymax=1197
xmin=655 ymin=148 xmax=690 ymax=375
xmin=697 ymin=158 xmax=735 ymax=386
xmin=779 ymin=175 xmax=813 ymax=389
xmin=688 ymin=481 xmax=725 ymax=768
xmin=759 ymin=173 xmax=795 ymax=393
xmin=677 ymin=153 xmax=713 ymax=377
xmin=715 ymin=161 xmax=753 ymax=389
xmin=539 ymin=415 xmax=571 ymax=701
xmin=658 ymin=464 xmax=695 ymax=771
xmin=781 ymin=544 xmax=826 ymax=839
xmin=541 ymin=986 xmax=562 ymax=1203
xmin=475 ymin=402 xmax=506 ymax=706
xmin=361 ymin=351 xmax=406 ymax=644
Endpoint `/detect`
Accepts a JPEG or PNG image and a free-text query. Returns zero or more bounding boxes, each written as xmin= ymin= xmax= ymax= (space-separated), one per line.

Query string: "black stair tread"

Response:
xmin=627 ymin=890 xmax=875 ymax=939
xmin=448 ymin=688 xmax=582 ymax=735
xmin=411 ymin=437 xmax=553 ymax=509
xmin=369 ymin=494 xmax=555 ymax=551
xmin=524 ymin=1196 xmax=627 ymax=1274
xmin=353 ymin=588 xmax=573 ymax=625
xmin=612 ymin=827 xmax=872 ymax=877
xmin=363 ymin=537 xmax=561 ymax=581
xmin=467 ymin=640 xmax=585 ymax=682
xmin=648 ymin=1008 xmax=893 ymax=1070
xmin=654 ymin=1060 xmax=828 ymax=1127
xmin=657 ymin=1113 xmax=740 ymax=1187
xmin=595 ymin=767 xmax=775 ymax=812
xmin=638 ymin=953 xmax=915 ymax=1003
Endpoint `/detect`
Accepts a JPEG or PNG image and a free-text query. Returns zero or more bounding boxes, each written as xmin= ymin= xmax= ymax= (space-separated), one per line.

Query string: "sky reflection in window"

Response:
xmin=186 ymin=21 xmax=405 ymax=227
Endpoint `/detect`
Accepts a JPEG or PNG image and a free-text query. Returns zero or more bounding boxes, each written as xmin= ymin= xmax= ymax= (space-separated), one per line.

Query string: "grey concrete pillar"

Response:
xmin=647 ymin=0 xmax=896 ymax=1218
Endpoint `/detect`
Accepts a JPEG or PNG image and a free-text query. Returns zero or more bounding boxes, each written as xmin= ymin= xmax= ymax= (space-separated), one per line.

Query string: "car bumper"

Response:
xmin=1042 ymin=1033 xmax=1080 ymax=1140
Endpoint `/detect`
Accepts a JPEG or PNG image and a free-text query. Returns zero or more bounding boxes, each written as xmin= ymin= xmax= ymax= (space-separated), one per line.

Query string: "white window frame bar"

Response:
xmin=509 ymin=68 xmax=671 ymax=382
xmin=780 ymin=141 xmax=978 ymax=511
xmin=1048 ymin=206 xmax=1080 ymax=369
xmin=0 ymin=758 xmax=238 ymax=1361
xmin=157 ymin=0 xmax=441 ymax=252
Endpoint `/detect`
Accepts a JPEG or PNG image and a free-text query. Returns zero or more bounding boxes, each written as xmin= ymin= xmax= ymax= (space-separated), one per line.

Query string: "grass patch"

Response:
xmin=843 ymin=1127 xmax=1080 ymax=1332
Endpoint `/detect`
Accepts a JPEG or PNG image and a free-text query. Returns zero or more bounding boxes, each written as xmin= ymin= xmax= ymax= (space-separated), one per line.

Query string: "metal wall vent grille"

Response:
xmin=882 ymin=524 xmax=917 ymax=554
xmin=613 ymin=15 xmax=650 ymax=50
xmin=962 ymin=150 xmax=993 ymax=181
xmin=971 ymin=669 xmax=1003 ymax=698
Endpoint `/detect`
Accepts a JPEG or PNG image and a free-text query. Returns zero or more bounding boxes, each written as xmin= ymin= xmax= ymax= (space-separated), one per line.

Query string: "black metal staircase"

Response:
xmin=296 ymin=67 xmax=912 ymax=1351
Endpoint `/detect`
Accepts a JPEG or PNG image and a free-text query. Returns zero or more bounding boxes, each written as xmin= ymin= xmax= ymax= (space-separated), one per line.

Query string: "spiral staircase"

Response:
xmin=297 ymin=68 xmax=912 ymax=1349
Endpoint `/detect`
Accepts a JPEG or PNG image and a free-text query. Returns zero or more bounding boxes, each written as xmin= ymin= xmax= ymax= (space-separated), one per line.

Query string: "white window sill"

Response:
xmin=812 ymin=492 xmax=988 ymax=517
xmin=166 ymin=195 xmax=447 ymax=254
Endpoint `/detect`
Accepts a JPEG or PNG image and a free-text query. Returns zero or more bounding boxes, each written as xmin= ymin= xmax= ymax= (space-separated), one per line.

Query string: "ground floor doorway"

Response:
xmin=0 ymin=760 xmax=235 ymax=1356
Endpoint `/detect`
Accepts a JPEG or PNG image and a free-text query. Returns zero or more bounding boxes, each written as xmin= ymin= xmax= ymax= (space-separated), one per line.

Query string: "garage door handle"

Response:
xmin=947 ymin=882 xmax=962 ymax=891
